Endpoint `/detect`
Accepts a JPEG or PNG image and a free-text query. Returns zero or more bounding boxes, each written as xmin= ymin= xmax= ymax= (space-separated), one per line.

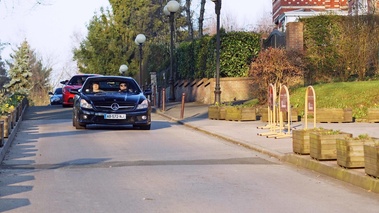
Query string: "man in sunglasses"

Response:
xmin=119 ymin=83 xmax=129 ymax=92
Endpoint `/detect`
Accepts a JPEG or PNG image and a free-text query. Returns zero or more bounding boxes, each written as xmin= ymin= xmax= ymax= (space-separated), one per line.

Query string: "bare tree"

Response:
xmin=198 ymin=0 xmax=206 ymax=38
xmin=185 ymin=0 xmax=194 ymax=40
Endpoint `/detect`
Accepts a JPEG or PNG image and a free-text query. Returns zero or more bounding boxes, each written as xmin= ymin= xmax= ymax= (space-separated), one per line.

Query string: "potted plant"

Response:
xmin=367 ymin=108 xmax=379 ymax=123
xmin=336 ymin=134 xmax=378 ymax=169
xmin=225 ymin=105 xmax=257 ymax=121
xmin=310 ymin=129 xmax=352 ymax=160
xmin=292 ymin=127 xmax=328 ymax=155
xmin=364 ymin=141 xmax=379 ymax=178
xmin=208 ymin=104 xmax=227 ymax=120
xmin=316 ymin=108 xmax=353 ymax=123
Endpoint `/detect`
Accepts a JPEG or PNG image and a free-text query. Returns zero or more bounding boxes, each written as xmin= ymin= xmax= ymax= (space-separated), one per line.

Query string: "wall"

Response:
xmin=286 ymin=22 xmax=304 ymax=52
xmin=155 ymin=77 xmax=257 ymax=105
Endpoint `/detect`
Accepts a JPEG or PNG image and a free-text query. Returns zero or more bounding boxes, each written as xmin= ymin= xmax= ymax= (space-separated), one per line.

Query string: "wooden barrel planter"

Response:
xmin=0 ymin=115 xmax=11 ymax=138
xmin=208 ymin=106 xmax=226 ymax=120
xmin=292 ymin=128 xmax=329 ymax=155
xmin=364 ymin=143 xmax=379 ymax=178
xmin=10 ymin=110 xmax=17 ymax=129
xmin=282 ymin=109 xmax=300 ymax=122
xmin=336 ymin=137 xmax=377 ymax=169
xmin=310 ymin=131 xmax=352 ymax=160
xmin=316 ymin=108 xmax=353 ymax=123
xmin=225 ymin=107 xmax=256 ymax=121
xmin=258 ymin=107 xmax=270 ymax=122
xmin=367 ymin=108 xmax=379 ymax=123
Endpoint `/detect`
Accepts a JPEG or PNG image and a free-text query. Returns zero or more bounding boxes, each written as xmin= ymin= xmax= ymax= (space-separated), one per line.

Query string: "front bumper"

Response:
xmin=77 ymin=108 xmax=151 ymax=125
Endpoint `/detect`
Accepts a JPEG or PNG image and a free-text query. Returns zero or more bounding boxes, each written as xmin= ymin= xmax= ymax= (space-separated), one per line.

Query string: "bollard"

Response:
xmin=162 ymin=88 xmax=166 ymax=112
xmin=180 ymin=93 xmax=186 ymax=119
xmin=0 ymin=120 xmax=3 ymax=147
xmin=152 ymin=85 xmax=156 ymax=107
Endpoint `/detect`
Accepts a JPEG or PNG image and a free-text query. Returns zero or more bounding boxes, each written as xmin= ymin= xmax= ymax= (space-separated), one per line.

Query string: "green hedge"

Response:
xmin=147 ymin=31 xmax=261 ymax=81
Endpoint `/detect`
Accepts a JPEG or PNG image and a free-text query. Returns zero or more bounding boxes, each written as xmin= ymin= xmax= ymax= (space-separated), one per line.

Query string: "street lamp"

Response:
xmin=135 ymin=33 xmax=146 ymax=87
xmin=119 ymin=64 xmax=128 ymax=76
xmin=164 ymin=0 xmax=180 ymax=101
xmin=211 ymin=0 xmax=222 ymax=104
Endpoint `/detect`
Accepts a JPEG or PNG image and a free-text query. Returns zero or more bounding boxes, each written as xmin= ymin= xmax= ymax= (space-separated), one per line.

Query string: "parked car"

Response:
xmin=60 ymin=74 xmax=99 ymax=107
xmin=48 ymin=88 xmax=63 ymax=105
xmin=71 ymin=76 xmax=152 ymax=130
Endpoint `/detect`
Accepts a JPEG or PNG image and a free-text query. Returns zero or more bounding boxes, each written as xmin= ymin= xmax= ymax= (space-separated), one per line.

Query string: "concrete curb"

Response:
xmin=283 ymin=154 xmax=379 ymax=193
xmin=154 ymin=109 xmax=379 ymax=193
xmin=0 ymin=107 xmax=26 ymax=163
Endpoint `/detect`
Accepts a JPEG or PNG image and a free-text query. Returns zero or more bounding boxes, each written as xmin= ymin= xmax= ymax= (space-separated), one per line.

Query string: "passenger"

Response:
xmin=119 ymin=83 xmax=128 ymax=92
xmin=92 ymin=82 xmax=102 ymax=93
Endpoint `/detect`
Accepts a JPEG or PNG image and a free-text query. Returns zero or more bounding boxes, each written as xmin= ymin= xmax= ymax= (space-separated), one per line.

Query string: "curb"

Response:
xmin=283 ymin=154 xmax=379 ymax=193
xmin=154 ymin=109 xmax=379 ymax=193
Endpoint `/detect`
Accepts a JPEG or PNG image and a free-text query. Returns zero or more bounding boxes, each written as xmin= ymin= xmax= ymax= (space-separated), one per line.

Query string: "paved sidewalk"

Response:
xmin=153 ymin=101 xmax=379 ymax=193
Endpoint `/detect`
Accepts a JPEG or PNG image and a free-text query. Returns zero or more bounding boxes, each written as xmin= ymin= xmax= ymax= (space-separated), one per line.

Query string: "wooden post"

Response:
xmin=162 ymin=88 xmax=166 ymax=112
xmin=180 ymin=93 xmax=186 ymax=119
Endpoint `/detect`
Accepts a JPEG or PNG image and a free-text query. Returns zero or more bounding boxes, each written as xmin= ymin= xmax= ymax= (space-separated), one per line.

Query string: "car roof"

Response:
xmin=85 ymin=76 xmax=135 ymax=82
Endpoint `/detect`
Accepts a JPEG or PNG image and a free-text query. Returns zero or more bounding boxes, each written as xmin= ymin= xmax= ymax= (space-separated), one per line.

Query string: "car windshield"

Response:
xmin=68 ymin=76 xmax=90 ymax=86
xmin=82 ymin=79 xmax=140 ymax=94
xmin=54 ymin=88 xmax=62 ymax=95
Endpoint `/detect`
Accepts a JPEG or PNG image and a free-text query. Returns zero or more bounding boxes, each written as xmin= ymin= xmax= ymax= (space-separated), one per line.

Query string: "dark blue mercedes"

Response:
xmin=71 ymin=76 xmax=151 ymax=130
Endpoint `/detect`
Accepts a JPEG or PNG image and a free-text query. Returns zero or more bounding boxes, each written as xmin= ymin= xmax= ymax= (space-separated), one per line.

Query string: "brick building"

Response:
xmin=272 ymin=0 xmax=379 ymax=31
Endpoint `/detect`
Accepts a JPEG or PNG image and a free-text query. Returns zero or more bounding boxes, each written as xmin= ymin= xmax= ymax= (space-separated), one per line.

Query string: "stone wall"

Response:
xmin=286 ymin=22 xmax=304 ymax=52
xmin=155 ymin=77 xmax=256 ymax=105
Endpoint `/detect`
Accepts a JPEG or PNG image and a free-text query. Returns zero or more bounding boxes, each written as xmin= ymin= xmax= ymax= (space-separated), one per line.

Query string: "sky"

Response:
xmin=0 ymin=0 xmax=272 ymax=87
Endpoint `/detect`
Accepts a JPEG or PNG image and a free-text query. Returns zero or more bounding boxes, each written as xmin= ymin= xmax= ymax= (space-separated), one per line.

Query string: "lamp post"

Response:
xmin=164 ymin=0 xmax=180 ymax=101
xmin=119 ymin=64 xmax=128 ymax=76
xmin=211 ymin=0 xmax=222 ymax=104
xmin=135 ymin=34 xmax=146 ymax=87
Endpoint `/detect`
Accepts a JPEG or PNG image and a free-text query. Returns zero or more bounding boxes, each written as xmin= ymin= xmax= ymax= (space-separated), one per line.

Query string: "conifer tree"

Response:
xmin=4 ymin=40 xmax=33 ymax=95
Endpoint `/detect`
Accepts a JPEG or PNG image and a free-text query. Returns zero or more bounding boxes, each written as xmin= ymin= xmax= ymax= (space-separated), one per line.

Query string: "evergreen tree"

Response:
xmin=4 ymin=40 xmax=33 ymax=95
xmin=0 ymin=42 xmax=9 ymax=90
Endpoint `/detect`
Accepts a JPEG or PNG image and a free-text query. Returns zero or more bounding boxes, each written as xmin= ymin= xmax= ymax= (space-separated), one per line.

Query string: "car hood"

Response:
xmin=86 ymin=92 xmax=144 ymax=104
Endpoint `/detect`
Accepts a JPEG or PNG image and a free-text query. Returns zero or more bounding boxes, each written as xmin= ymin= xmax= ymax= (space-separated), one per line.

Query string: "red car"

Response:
xmin=61 ymin=74 xmax=99 ymax=107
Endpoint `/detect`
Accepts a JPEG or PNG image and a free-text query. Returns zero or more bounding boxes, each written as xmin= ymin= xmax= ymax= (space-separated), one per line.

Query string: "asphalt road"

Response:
xmin=0 ymin=105 xmax=379 ymax=213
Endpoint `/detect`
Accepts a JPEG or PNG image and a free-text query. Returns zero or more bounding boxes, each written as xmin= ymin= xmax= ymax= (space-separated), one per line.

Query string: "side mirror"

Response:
xmin=60 ymin=80 xmax=69 ymax=85
xmin=144 ymin=89 xmax=152 ymax=96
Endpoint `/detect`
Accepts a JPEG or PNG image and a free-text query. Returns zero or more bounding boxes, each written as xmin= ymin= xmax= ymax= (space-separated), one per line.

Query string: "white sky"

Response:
xmin=0 ymin=0 xmax=271 ymax=87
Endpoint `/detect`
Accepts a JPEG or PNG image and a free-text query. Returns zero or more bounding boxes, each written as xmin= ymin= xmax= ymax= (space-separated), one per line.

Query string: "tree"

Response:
xmin=73 ymin=0 xmax=188 ymax=82
xmin=4 ymin=40 xmax=51 ymax=105
xmin=198 ymin=0 xmax=206 ymax=38
xmin=185 ymin=0 xmax=194 ymax=40
xmin=28 ymin=48 xmax=52 ymax=106
xmin=4 ymin=40 xmax=33 ymax=95
xmin=249 ymin=48 xmax=305 ymax=103
xmin=0 ymin=42 xmax=9 ymax=90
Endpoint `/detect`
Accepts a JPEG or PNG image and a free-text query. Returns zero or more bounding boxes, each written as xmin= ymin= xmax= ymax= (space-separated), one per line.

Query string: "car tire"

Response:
xmin=74 ymin=112 xmax=86 ymax=129
xmin=72 ymin=111 xmax=76 ymax=127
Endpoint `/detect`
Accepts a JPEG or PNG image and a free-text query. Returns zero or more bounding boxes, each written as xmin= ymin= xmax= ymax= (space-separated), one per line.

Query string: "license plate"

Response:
xmin=104 ymin=114 xmax=126 ymax=119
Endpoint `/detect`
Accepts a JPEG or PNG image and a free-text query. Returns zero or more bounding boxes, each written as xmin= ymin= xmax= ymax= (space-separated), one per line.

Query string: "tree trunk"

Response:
xmin=185 ymin=0 xmax=193 ymax=40
xmin=198 ymin=0 xmax=206 ymax=38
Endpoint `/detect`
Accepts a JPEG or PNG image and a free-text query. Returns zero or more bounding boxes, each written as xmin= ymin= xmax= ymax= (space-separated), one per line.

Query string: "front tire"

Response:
xmin=74 ymin=112 xmax=86 ymax=129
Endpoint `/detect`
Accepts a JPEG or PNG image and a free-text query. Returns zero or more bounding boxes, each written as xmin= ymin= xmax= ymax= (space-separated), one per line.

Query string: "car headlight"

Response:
xmin=80 ymin=99 xmax=93 ymax=109
xmin=137 ymin=99 xmax=149 ymax=109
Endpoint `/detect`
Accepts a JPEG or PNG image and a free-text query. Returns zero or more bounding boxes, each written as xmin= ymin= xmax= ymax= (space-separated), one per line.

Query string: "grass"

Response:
xmin=289 ymin=81 xmax=379 ymax=119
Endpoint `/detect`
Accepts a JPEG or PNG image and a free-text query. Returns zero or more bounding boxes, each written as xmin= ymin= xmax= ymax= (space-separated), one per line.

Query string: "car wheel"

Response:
xmin=72 ymin=111 xmax=76 ymax=127
xmin=74 ymin=112 xmax=86 ymax=129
